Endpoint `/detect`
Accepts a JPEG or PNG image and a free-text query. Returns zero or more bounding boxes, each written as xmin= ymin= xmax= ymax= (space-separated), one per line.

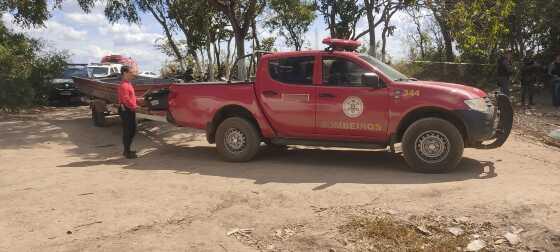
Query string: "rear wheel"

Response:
xmin=402 ymin=118 xmax=464 ymax=173
xmin=92 ymin=107 xmax=106 ymax=127
xmin=216 ymin=117 xmax=260 ymax=162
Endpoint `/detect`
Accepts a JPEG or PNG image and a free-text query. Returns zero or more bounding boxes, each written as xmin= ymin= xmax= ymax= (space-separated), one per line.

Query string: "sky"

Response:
xmin=2 ymin=1 xmax=412 ymax=72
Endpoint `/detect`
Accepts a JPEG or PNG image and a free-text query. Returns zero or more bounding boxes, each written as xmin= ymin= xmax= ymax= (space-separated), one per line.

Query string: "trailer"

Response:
xmin=73 ymin=76 xmax=175 ymax=126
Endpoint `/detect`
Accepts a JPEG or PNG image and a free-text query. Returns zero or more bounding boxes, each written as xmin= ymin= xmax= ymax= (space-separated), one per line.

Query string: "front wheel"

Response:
xmin=402 ymin=118 xmax=464 ymax=173
xmin=216 ymin=117 xmax=260 ymax=162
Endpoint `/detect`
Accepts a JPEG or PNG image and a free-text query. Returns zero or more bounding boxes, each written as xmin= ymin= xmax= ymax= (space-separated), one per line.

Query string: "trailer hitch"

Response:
xmin=474 ymin=92 xmax=514 ymax=149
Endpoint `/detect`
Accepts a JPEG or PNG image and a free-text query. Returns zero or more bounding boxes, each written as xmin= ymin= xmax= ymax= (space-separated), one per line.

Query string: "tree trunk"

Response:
xmin=205 ymin=19 xmax=214 ymax=81
xmin=381 ymin=27 xmax=388 ymax=62
xmin=251 ymin=19 xmax=260 ymax=51
xmin=213 ymin=41 xmax=222 ymax=78
xmin=365 ymin=5 xmax=376 ymax=57
xmin=433 ymin=14 xmax=454 ymax=61
xmin=146 ymin=5 xmax=185 ymax=71
xmin=329 ymin=1 xmax=337 ymax=38
xmin=294 ymin=40 xmax=301 ymax=51
xmin=413 ymin=18 xmax=425 ymax=58
xmin=226 ymin=37 xmax=232 ymax=78
xmin=162 ymin=26 xmax=184 ymax=71
xmin=234 ymin=32 xmax=246 ymax=81
xmin=189 ymin=49 xmax=202 ymax=78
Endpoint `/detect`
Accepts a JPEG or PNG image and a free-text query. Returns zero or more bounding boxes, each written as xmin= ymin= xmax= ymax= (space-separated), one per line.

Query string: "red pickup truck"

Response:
xmin=166 ymin=38 xmax=513 ymax=173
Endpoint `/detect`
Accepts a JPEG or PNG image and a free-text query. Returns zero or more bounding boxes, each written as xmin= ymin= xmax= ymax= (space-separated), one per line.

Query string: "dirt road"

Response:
xmin=1 ymin=107 xmax=559 ymax=251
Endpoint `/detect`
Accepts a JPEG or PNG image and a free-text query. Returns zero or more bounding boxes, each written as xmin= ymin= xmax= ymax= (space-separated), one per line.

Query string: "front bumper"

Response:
xmin=53 ymin=88 xmax=81 ymax=96
xmin=49 ymin=81 xmax=82 ymax=100
xmin=455 ymin=109 xmax=496 ymax=143
xmin=455 ymin=94 xmax=513 ymax=148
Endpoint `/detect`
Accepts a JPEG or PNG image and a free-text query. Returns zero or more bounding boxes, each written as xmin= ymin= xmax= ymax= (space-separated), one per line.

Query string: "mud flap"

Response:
xmin=474 ymin=93 xmax=513 ymax=149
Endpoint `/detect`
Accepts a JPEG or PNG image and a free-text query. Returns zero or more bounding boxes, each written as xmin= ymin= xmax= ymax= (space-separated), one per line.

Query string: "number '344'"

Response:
xmin=404 ymin=90 xmax=420 ymax=97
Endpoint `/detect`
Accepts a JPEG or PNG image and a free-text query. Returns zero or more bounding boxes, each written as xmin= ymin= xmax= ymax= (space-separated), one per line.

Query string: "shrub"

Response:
xmin=0 ymin=21 xmax=68 ymax=112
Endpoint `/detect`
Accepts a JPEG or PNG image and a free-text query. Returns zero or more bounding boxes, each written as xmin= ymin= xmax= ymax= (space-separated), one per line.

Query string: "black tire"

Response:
xmin=92 ymin=108 xmax=106 ymax=127
xmin=215 ymin=117 xmax=260 ymax=162
xmin=401 ymin=118 xmax=464 ymax=173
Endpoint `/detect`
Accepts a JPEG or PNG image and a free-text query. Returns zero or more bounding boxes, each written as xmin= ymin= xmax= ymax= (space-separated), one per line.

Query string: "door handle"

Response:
xmin=319 ymin=93 xmax=336 ymax=98
xmin=262 ymin=90 xmax=279 ymax=97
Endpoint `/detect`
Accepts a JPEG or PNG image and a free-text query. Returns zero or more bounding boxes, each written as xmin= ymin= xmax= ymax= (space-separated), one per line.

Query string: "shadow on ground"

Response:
xmin=1 ymin=107 xmax=497 ymax=189
xmin=54 ymin=112 xmax=497 ymax=189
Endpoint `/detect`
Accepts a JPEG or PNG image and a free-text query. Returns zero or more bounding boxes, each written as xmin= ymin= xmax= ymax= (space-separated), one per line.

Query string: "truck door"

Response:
xmin=315 ymin=55 xmax=390 ymax=142
xmin=256 ymin=56 xmax=317 ymax=137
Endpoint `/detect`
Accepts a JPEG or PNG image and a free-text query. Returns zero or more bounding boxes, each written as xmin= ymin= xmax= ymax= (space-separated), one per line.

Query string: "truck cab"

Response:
xmin=167 ymin=38 xmax=513 ymax=173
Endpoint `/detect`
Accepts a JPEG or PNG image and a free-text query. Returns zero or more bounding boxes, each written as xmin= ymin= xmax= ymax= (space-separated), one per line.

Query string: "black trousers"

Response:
xmin=521 ymin=83 xmax=534 ymax=105
xmin=119 ymin=107 xmax=136 ymax=153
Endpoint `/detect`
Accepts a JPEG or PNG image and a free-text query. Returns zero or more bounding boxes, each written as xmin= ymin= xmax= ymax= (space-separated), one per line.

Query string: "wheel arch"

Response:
xmin=395 ymin=107 xmax=468 ymax=143
xmin=207 ymin=104 xmax=261 ymax=144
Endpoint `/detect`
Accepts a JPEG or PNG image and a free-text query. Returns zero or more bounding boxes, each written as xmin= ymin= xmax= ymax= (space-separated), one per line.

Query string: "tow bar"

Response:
xmin=474 ymin=92 xmax=514 ymax=149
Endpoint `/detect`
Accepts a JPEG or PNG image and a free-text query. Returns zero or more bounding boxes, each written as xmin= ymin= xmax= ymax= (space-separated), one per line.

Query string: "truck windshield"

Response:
xmin=62 ymin=68 xmax=88 ymax=79
xmin=358 ymin=55 xmax=412 ymax=81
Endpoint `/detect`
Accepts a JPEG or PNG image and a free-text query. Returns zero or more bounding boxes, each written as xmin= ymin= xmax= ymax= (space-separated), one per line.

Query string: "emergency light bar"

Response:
xmin=322 ymin=37 xmax=361 ymax=51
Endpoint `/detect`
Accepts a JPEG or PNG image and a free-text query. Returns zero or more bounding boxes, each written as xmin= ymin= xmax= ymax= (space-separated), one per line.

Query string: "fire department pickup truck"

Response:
xmin=164 ymin=38 xmax=512 ymax=173
xmin=76 ymin=38 xmax=512 ymax=173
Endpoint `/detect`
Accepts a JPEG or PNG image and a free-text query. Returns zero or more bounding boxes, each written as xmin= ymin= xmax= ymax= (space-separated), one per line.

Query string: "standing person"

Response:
xmin=118 ymin=65 xmax=138 ymax=159
xmin=520 ymin=56 xmax=539 ymax=107
xmin=497 ymin=49 xmax=514 ymax=96
xmin=549 ymin=54 xmax=560 ymax=109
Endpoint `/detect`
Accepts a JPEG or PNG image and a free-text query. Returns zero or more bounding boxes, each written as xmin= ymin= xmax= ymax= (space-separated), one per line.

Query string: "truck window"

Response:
xmin=322 ymin=57 xmax=368 ymax=87
xmin=268 ymin=56 xmax=314 ymax=85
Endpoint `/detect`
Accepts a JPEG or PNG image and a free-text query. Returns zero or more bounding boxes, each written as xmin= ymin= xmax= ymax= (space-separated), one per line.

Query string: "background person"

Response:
xmin=497 ymin=49 xmax=514 ymax=96
xmin=520 ymin=55 xmax=540 ymax=107
xmin=548 ymin=54 xmax=560 ymax=109
xmin=118 ymin=65 xmax=138 ymax=159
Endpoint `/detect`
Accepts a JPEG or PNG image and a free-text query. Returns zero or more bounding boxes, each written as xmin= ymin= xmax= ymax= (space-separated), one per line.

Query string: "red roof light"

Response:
xmin=322 ymin=37 xmax=361 ymax=51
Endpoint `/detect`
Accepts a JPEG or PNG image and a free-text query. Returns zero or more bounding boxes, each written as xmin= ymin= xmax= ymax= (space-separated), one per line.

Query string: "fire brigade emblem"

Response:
xmin=342 ymin=96 xmax=364 ymax=118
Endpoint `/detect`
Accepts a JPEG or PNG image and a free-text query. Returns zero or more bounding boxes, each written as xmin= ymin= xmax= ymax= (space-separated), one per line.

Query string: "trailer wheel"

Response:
xmin=402 ymin=118 xmax=464 ymax=173
xmin=92 ymin=107 xmax=106 ymax=127
xmin=216 ymin=117 xmax=260 ymax=162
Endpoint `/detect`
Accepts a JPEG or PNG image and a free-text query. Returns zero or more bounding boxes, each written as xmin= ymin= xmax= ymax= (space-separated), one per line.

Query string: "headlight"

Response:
xmin=52 ymin=79 xmax=68 ymax=84
xmin=464 ymin=98 xmax=489 ymax=113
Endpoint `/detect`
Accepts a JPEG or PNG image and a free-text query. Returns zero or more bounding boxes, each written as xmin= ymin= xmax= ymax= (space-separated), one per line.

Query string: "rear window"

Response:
xmin=268 ymin=56 xmax=314 ymax=85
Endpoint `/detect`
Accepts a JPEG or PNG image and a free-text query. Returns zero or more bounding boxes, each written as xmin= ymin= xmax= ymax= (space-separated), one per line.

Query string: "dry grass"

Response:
xmin=340 ymin=216 xmax=470 ymax=252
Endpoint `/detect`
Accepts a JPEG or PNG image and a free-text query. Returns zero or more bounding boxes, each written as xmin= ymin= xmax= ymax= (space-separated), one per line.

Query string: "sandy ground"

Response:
xmin=1 ymin=106 xmax=559 ymax=251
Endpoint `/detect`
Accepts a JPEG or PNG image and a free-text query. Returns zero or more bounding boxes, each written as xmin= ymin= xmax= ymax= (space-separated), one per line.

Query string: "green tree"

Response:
xmin=448 ymin=0 xmax=515 ymax=62
xmin=0 ymin=22 xmax=67 ymax=111
xmin=256 ymin=37 xmax=276 ymax=52
xmin=265 ymin=0 xmax=315 ymax=51
xmin=209 ymin=0 xmax=265 ymax=81
xmin=0 ymin=0 xmax=95 ymax=27
xmin=361 ymin=0 xmax=408 ymax=59
xmin=103 ymin=0 xmax=188 ymax=71
xmin=317 ymin=0 xmax=364 ymax=39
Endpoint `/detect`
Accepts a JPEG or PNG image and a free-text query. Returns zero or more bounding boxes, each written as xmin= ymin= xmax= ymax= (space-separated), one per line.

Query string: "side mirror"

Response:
xmin=362 ymin=73 xmax=383 ymax=89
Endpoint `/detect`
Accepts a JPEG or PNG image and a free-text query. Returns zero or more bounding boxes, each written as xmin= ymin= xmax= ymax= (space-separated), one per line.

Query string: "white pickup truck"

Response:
xmin=87 ymin=63 xmax=122 ymax=78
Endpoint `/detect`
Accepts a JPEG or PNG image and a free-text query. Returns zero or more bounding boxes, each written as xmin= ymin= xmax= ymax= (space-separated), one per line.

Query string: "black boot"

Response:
xmin=123 ymin=150 xmax=137 ymax=159
xmin=125 ymin=151 xmax=137 ymax=159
